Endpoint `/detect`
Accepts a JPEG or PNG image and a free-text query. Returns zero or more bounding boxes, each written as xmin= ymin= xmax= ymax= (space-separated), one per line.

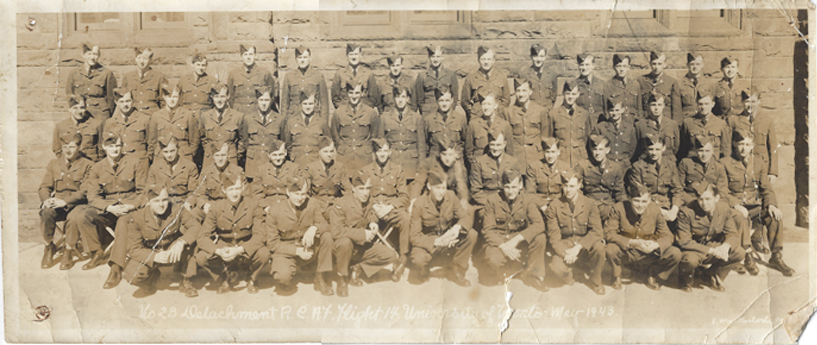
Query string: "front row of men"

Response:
xmin=38 ymin=127 xmax=791 ymax=297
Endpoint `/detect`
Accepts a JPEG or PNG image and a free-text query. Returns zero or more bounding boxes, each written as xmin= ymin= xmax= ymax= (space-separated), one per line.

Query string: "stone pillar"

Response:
xmin=793 ymin=9 xmax=808 ymax=227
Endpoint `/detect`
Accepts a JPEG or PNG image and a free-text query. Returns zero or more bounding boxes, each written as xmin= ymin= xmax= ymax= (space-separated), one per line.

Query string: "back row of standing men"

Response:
xmin=40 ymin=41 xmax=790 ymax=298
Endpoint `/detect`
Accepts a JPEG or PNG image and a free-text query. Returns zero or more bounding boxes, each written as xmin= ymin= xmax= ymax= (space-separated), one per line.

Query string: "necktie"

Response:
xmin=112 ymin=162 xmax=119 ymax=172
xmin=568 ymin=108 xmax=574 ymax=116
xmin=693 ymin=78 xmax=698 ymax=86
xmin=305 ymin=116 xmax=310 ymax=126
xmin=568 ymin=202 xmax=575 ymax=213
xmin=399 ymin=112 xmax=403 ymax=122
xmin=217 ymin=112 xmax=223 ymax=124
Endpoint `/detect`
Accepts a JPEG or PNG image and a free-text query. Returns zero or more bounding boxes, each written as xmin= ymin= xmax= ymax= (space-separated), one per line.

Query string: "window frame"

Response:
xmin=320 ymin=10 xmax=471 ymax=40
xmin=608 ymin=9 xmax=744 ymax=37
xmin=63 ymin=12 xmax=196 ymax=48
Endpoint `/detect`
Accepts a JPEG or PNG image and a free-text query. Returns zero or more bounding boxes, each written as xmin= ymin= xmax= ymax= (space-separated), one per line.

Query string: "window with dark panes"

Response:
xmin=139 ymin=12 xmax=187 ymax=30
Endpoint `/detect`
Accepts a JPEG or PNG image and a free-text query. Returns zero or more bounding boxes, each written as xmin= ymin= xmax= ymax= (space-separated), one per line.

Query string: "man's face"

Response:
xmin=591 ymin=143 xmax=610 ymax=163
xmin=70 ymin=101 xmax=87 ymax=121
xmin=163 ymin=89 xmax=180 ymax=109
xmin=318 ymin=143 xmax=336 ymax=164
xmin=649 ymin=99 xmax=665 ymax=119
xmin=395 ymin=90 xmax=409 ymax=110
xmin=437 ymin=93 xmax=453 ymax=112
xmin=192 ymin=59 xmax=207 ymax=76
xmin=722 ymin=61 xmax=739 ymax=79
xmin=213 ymin=88 xmax=229 ymax=110
xmin=287 ymin=182 xmax=309 ymax=208
xmin=213 ymin=144 xmax=229 ymax=168
xmin=614 ymin=59 xmax=629 ymax=78
xmin=646 ymin=142 xmax=665 ymax=161
xmin=478 ymin=50 xmax=495 ymax=72
xmin=103 ymin=139 xmax=122 ymax=159
xmin=242 ymin=48 xmax=256 ymax=67
xmin=743 ymin=95 xmax=760 ymax=115
xmin=543 ymin=145 xmax=560 ymax=165
xmin=347 ymin=48 xmax=361 ymax=66
xmin=698 ymin=188 xmax=720 ymax=213
xmin=697 ymin=96 xmax=714 ymax=115
xmin=148 ymin=191 xmax=170 ymax=216
xmin=631 ymin=192 xmax=651 ymax=215
xmin=301 ymin=96 xmax=316 ymax=116
xmin=489 ymin=135 xmax=506 ymax=158
xmin=608 ymin=103 xmax=624 ymax=122
xmin=347 ymin=85 xmax=363 ymax=106
xmin=579 ymin=57 xmax=594 ymax=77
xmin=429 ymin=50 xmax=444 ymax=68
xmin=62 ymin=141 xmax=79 ymax=160
xmin=269 ymin=144 xmax=287 ymax=167
xmin=135 ymin=52 xmax=151 ymax=71
xmin=562 ymin=177 xmax=581 ymax=200
xmin=688 ymin=58 xmax=703 ymax=75
xmin=503 ymin=176 xmax=524 ymax=201
xmin=481 ymin=96 xmax=497 ymax=117
xmin=697 ymin=142 xmax=714 ymax=163
xmin=736 ymin=138 xmax=754 ymax=159
xmin=650 ymin=57 xmax=665 ymax=75
xmin=223 ymin=180 xmax=245 ymax=204
xmin=532 ymin=50 xmax=546 ymax=68
xmin=116 ymin=93 xmax=133 ymax=113
xmin=83 ymin=47 xmax=100 ymax=66
xmin=440 ymin=148 xmax=457 ymax=168
xmin=429 ymin=182 xmax=448 ymax=202
xmin=563 ymin=87 xmax=579 ymax=106
xmin=161 ymin=141 xmax=179 ymax=163
xmin=352 ymin=180 xmax=371 ymax=203
xmin=389 ymin=58 xmax=402 ymax=77
xmin=296 ymin=51 xmax=311 ymax=69
xmin=375 ymin=145 xmax=392 ymax=165
xmin=257 ymin=92 xmax=272 ymax=112
xmin=516 ymin=83 xmax=532 ymax=104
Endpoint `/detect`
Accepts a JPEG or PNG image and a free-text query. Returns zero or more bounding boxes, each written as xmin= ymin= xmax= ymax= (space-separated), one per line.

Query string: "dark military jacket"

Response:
xmin=178 ymin=73 xmax=218 ymax=111
xmin=379 ymin=72 xmax=417 ymax=113
xmin=127 ymin=204 xmax=200 ymax=267
xmin=328 ymin=193 xmax=378 ymax=246
xmin=526 ymin=159 xmax=574 ymax=204
xmin=483 ymin=192 xmax=545 ymax=247
xmin=376 ymin=108 xmax=427 ymax=179
xmin=638 ymin=72 xmax=681 ymax=121
xmin=414 ymin=159 xmax=469 ymax=202
xmin=679 ymin=114 xmax=732 ymax=159
xmin=516 ymin=64 xmax=559 ymax=109
xmin=506 ymin=101 xmax=551 ymax=162
xmin=146 ymin=157 xmax=199 ymax=198
xmin=302 ymin=159 xmax=351 ymax=202
xmin=469 ymin=153 xmax=521 ymax=207
xmin=199 ymin=107 xmax=247 ymax=163
xmin=545 ymin=194 xmax=603 ymax=257
xmin=282 ymin=66 xmax=330 ymax=117
xmin=604 ymin=201 xmax=673 ymax=254
xmin=461 ymin=68 xmax=511 ymax=121
xmin=281 ymin=113 xmax=331 ymax=164
xmin=550 ymin=104 xmax=593 ymax=167
xmin=195 ymin=162 xmax=244 ymax=205
xmin=38 ymin=156 xmax=94 ymax=208
xmin=574 ymin=74 xmax=606 ymax=117
xmin=103 ymin=109 xmax=155 ymax=161
xmin=727 ymin=110 xmax=779 ymax=176
xmin=712 ymin=78 xmax=748 ymax=118
xmin=53 ymin=115 xmax=104 ymax=161
xmin=251 ymin=161 xmax=302 ymax=207
xmin=575 ymin=159 xmax=626 ymax=204
xmin=149 ymin=106 xmax=200 ymax=159
xmin=227 ymin=64 xmax=277 ymax=116
xmin=678 ymin=73 xmax=714 ymax=119
xmin=85 ymin=154 xmax=149 ymax=210
xmin=330 ymin=102 xmax=379 ymax=171
xmin=591 ymin=117 xmax=638 ymax=164
xmin=425 ymin=108 xmax=468 ymax=158
xmin=361 ymin=161 xmax=409 ymax=209
xmin=603 ymin=76 xmax=643 ymax=119
xmin=121 ymin=68 xmax=168 ymax=113
xmin=66 ymin=64 xmax=117 ymax=118
xmin=415 ymin=66 xmax=459 ymax=117
xmin=266 ymin=198 xmax=329 ymax=256
xmin=197 ymin=196 xmax=266 ymax=256
xmin=634 ymin=116 xmax=680 ymax=161
xmin=677 ymin=157 xmax=729 ymax=201
xmin=242 ymin=111 xmax=285 ymax=179
xmin=676 ymin=200 xmax=739 ymax=253
xmin=331 ymin=65 xmax=380 ymax=109
xmin=625 ymin=157 xmax=684 ymax=209
xmin=464 ymin=115 xmax=514 ymax=165
xmin=722 ymin=154 xmax=777 ymax=209
xmin=409 ymin=190 xmax=467 ymax=251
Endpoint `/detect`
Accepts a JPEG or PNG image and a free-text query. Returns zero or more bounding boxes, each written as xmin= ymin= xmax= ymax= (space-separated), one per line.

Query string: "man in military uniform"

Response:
xmin=415 ymin=45 xmax=459 ymax=117
xmin=575 ymin=135 xmax=626 ymax=221
xmin=52 ymin=95 xmax=103 ymax=162
xmin=679 ymin=91 xmax=731 ymax=160
xmin=603 ymin=54 xmax=642 ymax=120
xmin=301 ymin=137 xmax=351 ymax=214
xmin=188 ymin=171 xmax=269 ymax=295
xmin=425 ymin=85 xmax=468 ymax=162
xmin=125 ymin=187 xmax=201 ymax=298
xmin=408 ymin=170 xmax=476 ymax=287
xmin=379 ymin=55 xmax=416 ymax=113
xmin=573 ymin=54 xmax=606 ymax=119
xmin=331 ymin=43 xmax=380 ymax=110
xmin=146 ymin=137 xmax=199 ymax=208
xmin=149 ymin=83 xmax=200 ymax=161
xmin=199 ymin=83 xmax=247 ymax=168
xmin=179 ymin=53 xmax=219 ymax=115
xmin=545 ymin=171 xmax=606 ymax=295
xmin=604 ymin=182 xmax=682 ymax=290
xmin=727 ymin=89 xmax=779 ymax=180
xmin=550 ymin=80 xmax=593 ymax=167
xmin=66 ymin=43 xmax=117 ymax=120
xmin=281 ymin=91 xmax=332 ymax=164
xmin=331 ymin=82 xmax=379 ymax=175
xmin=625 ymin=133 xmax=684 ymax=223
xmin=482 ymin=169 xmax=548 ymax=291
xmin=242 ymin=87 xmax=284 ymax=182
xmin=679 ymin=53 xmax=713 ymax=120
xmin=120 ymin=47 xmax=167 ymax=115
xmin=722 ymin=129 xmax=792 ymax=276
xmin=638 ymin=52 xmax=680 ymax=121
xmin=507 ymin=77 xmax=551 ymax=163
xmin=413 ymin=137 xmax=470 ymax=214
xmin=282 ymin=46 xmax=330 ymax=118
xmin=39 ymin=132 xmax=94 ymax=269
xmin=592 ymin=97 xmax=637 ymax=166
xmin=461 ymin=46 xmax=510 ymax=122
xmin=251 ymin=138 xmax=302 ymax=209
xmin=266 ymin=176 xmax=335 ymax=296
xmin=712 ymin=56 xmax=746 ymax=118
xmin=192 ymin=142 xmax=245 ymax=222
xmin=677 ymin=135 xmax=729 ymax=205
xmin=330 ymin=175 xmax=399 ymax=297
xmin=469 ymin=130 xmax=522 ymax=218
xmin=376 ymin=85 xmax=427 ymax=200
xmin=465 ymin=92 xmax=514 ymax=166
xmin=516 ymin=44 xmax=557 ymax=109
xmin=227 ymin=45 xmax=277 ymax=116
xmin=634 ymin=93 xmax=680 ymax=161
xmin=526 ymin=137 xmax=573 ymax=215
xmin=360 ymin=138 xmax=411 ymax=281
xmin=676 ymin=181 xmax=745 ymax=292
xmin=103 ymin=89 xmax=155 ymax=163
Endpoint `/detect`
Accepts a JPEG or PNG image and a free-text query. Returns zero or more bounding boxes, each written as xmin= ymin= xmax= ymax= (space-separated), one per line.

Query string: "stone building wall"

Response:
xmin=15 ymin=10 xmax=805 ymax=235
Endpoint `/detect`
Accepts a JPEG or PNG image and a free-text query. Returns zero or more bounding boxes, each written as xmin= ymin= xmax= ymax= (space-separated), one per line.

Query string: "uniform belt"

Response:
xmin=210 ymin=233 xmax=249 ymax=245
xmin=142 ymin=232 xmax=180 ymax=250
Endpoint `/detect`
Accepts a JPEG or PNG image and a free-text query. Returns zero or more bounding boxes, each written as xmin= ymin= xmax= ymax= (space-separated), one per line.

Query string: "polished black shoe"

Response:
xmin=42 ymin=243 xmax=57 ymax=268
xmin=59 ymin=249 xmax=75 ymax=270
xmin=768 ymin=252 xmax=795 ymax=277
xmin=745 ymin=254 xmax=759 ymax=276
xmin=247 ymin=280 xmax=259 ymax=294
xmin=337 ymin=277 xmax=349 ymax=297
xmin=524 ymin=274 xmax=549 ymax=292
xmin=102 ymin=265 xmax=122 ymax=289
xmin=708 ymin=273 xmax=725 ymax=292
xmin=349 ymin=264 xmax=364 ymax=287
xmin=132 ymin=270 xmax=159 ymax=298
xmin=391 ymin=256 xmax=407 ymax=282
xmin=216 ymin=280 xmax=231 ymax=294
xmin=448 ymin=267 xmax=471 ymax=287
xmin=314 ymin=272 xmax=334 ymax=296
xmin=82 ymin=250 xmax=105 ymax=270
xmin=181 ymin=278 xmax=198 ymax=298
xmin=611 ymin=277 xmax=623 ymax=290
xmin=645 ymin=275 xmax=660 ymax=291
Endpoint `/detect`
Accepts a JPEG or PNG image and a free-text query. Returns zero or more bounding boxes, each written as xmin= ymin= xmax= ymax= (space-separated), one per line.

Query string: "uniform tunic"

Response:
xmin=469 ymin=154 xmax=521 ymax=207
xmin=242 ymin=111 xmax=284 ymax=180
xmin=591 ymin=117 xmax=638 ymax=165
xmin=545 ymin=194 xmax=606 ymax=286
xmin=526 ymin=159 xmax=573 ymax=208
xmin=726 ymin=110 xmax=779 ymax=176
xmin=678 ymin=73 xmax=714 ymax=120
xmin=124 ymin=204 xmax=200 ymax=283
xmin=550 ymin=104 xmax=593 ymax=167
xmin=461 ymin=68 xmax=511 ymax=121
xmin=266 ymin=198 xmax=334 ymax=281
xmin=722 ymin=154 xmax=781 ymax=250
xmin=378 ymin=73 xmax=416 ymax=113
xmin=103 ymin=109 xmax=155 ymax=162
xmin=574 ymin=74 xmax=606 ymax=117
xmin=625 ymin=158 xmax=684 ymax=209
xmin=52 ymin=115 xmax=104 ymax=161
xmin=329 ymin=194 xmax=398 ymax=277
xmin=603 ymin=76 xmax=643 ymax=120
xmin=281 ymin=67 xmax=330 ymax=118
xmin=638 ymin=72 xmax=681 ymax=121
xmin=66 ymin=64 xmax=117 ymax=120
xmin=516 ymin=64 xmax=558 ymax=109
xmin=415 ymin=66 xmax=459 ymax=117
xmin=301 ymin=159 xmax=351 ymax=211
xmin=331 ymin=65 xmax=380 ymax=109
xmin=38 ymin=156 xmax=94 ymax=243
xmin=146 ymin=157 xmax=199 ymax=202
xmin=331 ymin=102 xmax=379 ymax=175
xmin=604 ymin=201 xmax=681 ymax=280
xmin=575 ymin=159 xmax=627 ymax=219
xmin=464 ymin=115 xmax=514 ymax=166
xmin=251 ymin=161 xmax=302 ymax=208
xmin=227 ymin=65 xmax=276 ymax=116
xmin=482 ymin=192 xmax=548 ymax=278
xmin=677 ymin=157 xmax=729 ymax=205
xmin=281 ymin=113 xmax=331 ymax=164
xmin=425 ymin=108 xmax=468 ymax=159
xmin=712 ymin=78 xmax=748 ymax=118
xmin=198 ymin=108 xmax=246 ymax=167
xmin=679 ymin=114 xmax=732 ymax=160
xmin=409 ymin=190 xmax=476 ymax=271
xmin=633 ymin=116 xmax=680 ymax=161
xmin=120 ymin=68 xmax=168 ymax=113
xmin=361 ymin=161 xmax=411 ymax=255
xmin=149 ymin=106 xmax=200 ymax=160
xmin=676 ymin=200 xmax=745 ymax=280
xmin=506 ymin=101 xmax=551 ymax=162
xmin=376 ymin=108 xmax=426 ymax=180
xmin=178 ymin=73 xmax=218 ymax=114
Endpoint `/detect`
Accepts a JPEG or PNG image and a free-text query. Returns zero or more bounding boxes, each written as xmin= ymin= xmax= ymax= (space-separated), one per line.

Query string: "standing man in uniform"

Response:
xmin=464 ymin=92 xmax=514 ymax=167
xmin=198 ymin=83 xmax=247 ymax=168
xmin=679 ymin=53 xmax=713 ymax=120
xmin=507 ymin=77 xmax=551 ymax=163
xmin=331 ymin=43 xmax=380 ymax=110
xmin=526 ymin=137 xmax=573 ymax=215
xmin=379 ymin=55 xmax=416 ymax=113
xmin=331 ymin=82 xmax=380 ymax=175
xmin=634 ymin=93 xmax=680 ymax=161
xmin=574 ymin=54 xmax=606 ymax=120
xmin=227 ymin=45 xmax=277 ymax=117
xmin=545 ymin=171 xmax=606 ymax=295
xmin=103 ymin=89 xmax=155 ymax=164
xmin=413 ymin=138 xmax=470 ymax=214
xmin=591 ymin=97 xmax=638 ymax=167
xmin=53 ymin=95 xmax=104 ymax=162
xmin=179 ymin=53 xmax=219 ymax=116
xmin=242 ymin=87 xmax=284 ymax=183
xmin=461 ymin=46 xmax=510 ymax=122
xmin=575 ymin=135 xmax=627 ymax=221
xmin=625 ymin=133 xmax=684 ymax=223
xmin=425 ymin=86 xmax=468 ymax=162
xmin=517 ymin=44 xmax=557 ymax=110
xmin=281 ymin=91 xmax=332 ymax=164
xmin=281 ymin=46 xmax=330 ymax=118
xmin=677 ymin=135 xmax=729 ymax=206
xmin=727 ymin=89 xmax=779 ymax=180
xmin=149 ymin=83 xmax=200 ymax=161
xmin=251 ymin=138 xmax=302 ymax=209
xmin=415 ymin=45 xmax=459 ymax=117
xmin=121 ymin=47 xmax=167 ymax=115
xmin=469 ymin=130 xmax=522 ymax=225
xmin=301 ymin=137 xmax=351 ymax=214
xmin=66 ymin=43 xmax=117 ymax=121
xmin=603 ymin=54 xmax=642 ymax=120
xmin=376 ymin=85 xmax=426 ymax=202
xmin=679 ymin=91 xmax=731 ymax=160
xmin=550 ymin=80 xmax=593 ymax=167
xmin=192 ymin=142 xmax=245 ymax=222
xmin=638 ymin=52 xmax=680 ymax=121
xmin=712 ymin=57 xmax=746 ymax=118
xmin=146 ymin=137 xmax=199 ymax=209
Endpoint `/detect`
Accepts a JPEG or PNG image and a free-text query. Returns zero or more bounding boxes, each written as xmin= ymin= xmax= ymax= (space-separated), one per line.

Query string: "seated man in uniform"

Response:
xmin=266 ymin=176 xmax=334 ymax=296
xmin=377 ymin=85 xmax=426 ymax=205
xmin=677 ymin=135 xmax=728 ymax=206
xmin=507 ymin=77 xmax=551 ymax=163
xmin=575 ymin=135 xmax=626 ymax=221
xmin=545 ymin=171 xmax=606 ymax=295
xmin=331 ymin=81 xmax=378 ymax=176
xmin=193 ymin=142 xmax=245 ymax=222
xmin=301 ymin=136 xmax=351 ymax=213
xmin=330 ymin=175 xmax=399 ymax=297
xmin=360 ymin=138 xmax=411 ymax=281
xmin=52 ymin=94 xmax=103 ymax=162
xmin=408 ymin=170 xmax=476 ymax=287
xmin=199 ymin=83 xmax=246 ymax=168
xmin=604 ymin=182 xmax=682 ymax=290
xmin=188 ymin=171 xmax=269 ymax=295
xmin=679 ymin=91 xmax=731 ymax=160
xmin=469 ymin=129 xmax=521 ymax=226
xmin=723 ymin=129 xmax=792 ymax=276
xmin=149 ymin=83 xmax=200 ymax=162
xmin=147 ymin=136 xmax=199 ymax=210
xmin=242 ymin=87 xmax=284 ymax=183
xmin=634 ymin=93 xmax=680 ymax=161
xmin=281 ymin=90 xmax=332 ymax=164
xmin=39 ymin=132 xmax=94 ymax=269
xmin=251 ymin=138 xmax=302 ymax=210
xmin=550 ymin=80 xmax=593 ymax=167
xmin=482 ymin=169 xmax=548 ymax=291
xmin=625 ymin=132 xmax=684 ymax=223
xmin=414 ymin=137 xmax=470 ymax=217
xmin=464 ymin=91 xmax=514 ymax=167
xmin=526 ymin=137 xmax=573 ymax=215
xmin=676 ymin=181 xmax=745 ymax=292
xmin=125 ymin=186 xmax=200 ymax=298
xmin=591 ymin=97 xmax=637 ymax=167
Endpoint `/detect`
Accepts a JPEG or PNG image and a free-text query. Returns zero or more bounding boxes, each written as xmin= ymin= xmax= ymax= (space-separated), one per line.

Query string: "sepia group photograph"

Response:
xmin=2 ymin=0 xmax=815 ymax=343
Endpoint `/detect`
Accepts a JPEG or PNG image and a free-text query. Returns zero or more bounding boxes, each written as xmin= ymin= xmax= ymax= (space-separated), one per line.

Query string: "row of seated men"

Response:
xmin=39 ymin=119 xmax=791 ymax=298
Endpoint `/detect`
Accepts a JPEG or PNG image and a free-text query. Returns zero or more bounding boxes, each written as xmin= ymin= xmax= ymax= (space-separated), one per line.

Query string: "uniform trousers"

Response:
xmin=484 ymin=232 xmax=547 ymax=279
xmin=271 ymin=236 xmax=334 ymax=286
xmin=333 ymin=237 xmax=397 ymax=278
xmin=605 ymin=244 xmax=682 ymax=281
xmin=410 ymin=229 xmax=477 ymax=271
xmin=549 ymin=240 xmax=606 ymax=286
